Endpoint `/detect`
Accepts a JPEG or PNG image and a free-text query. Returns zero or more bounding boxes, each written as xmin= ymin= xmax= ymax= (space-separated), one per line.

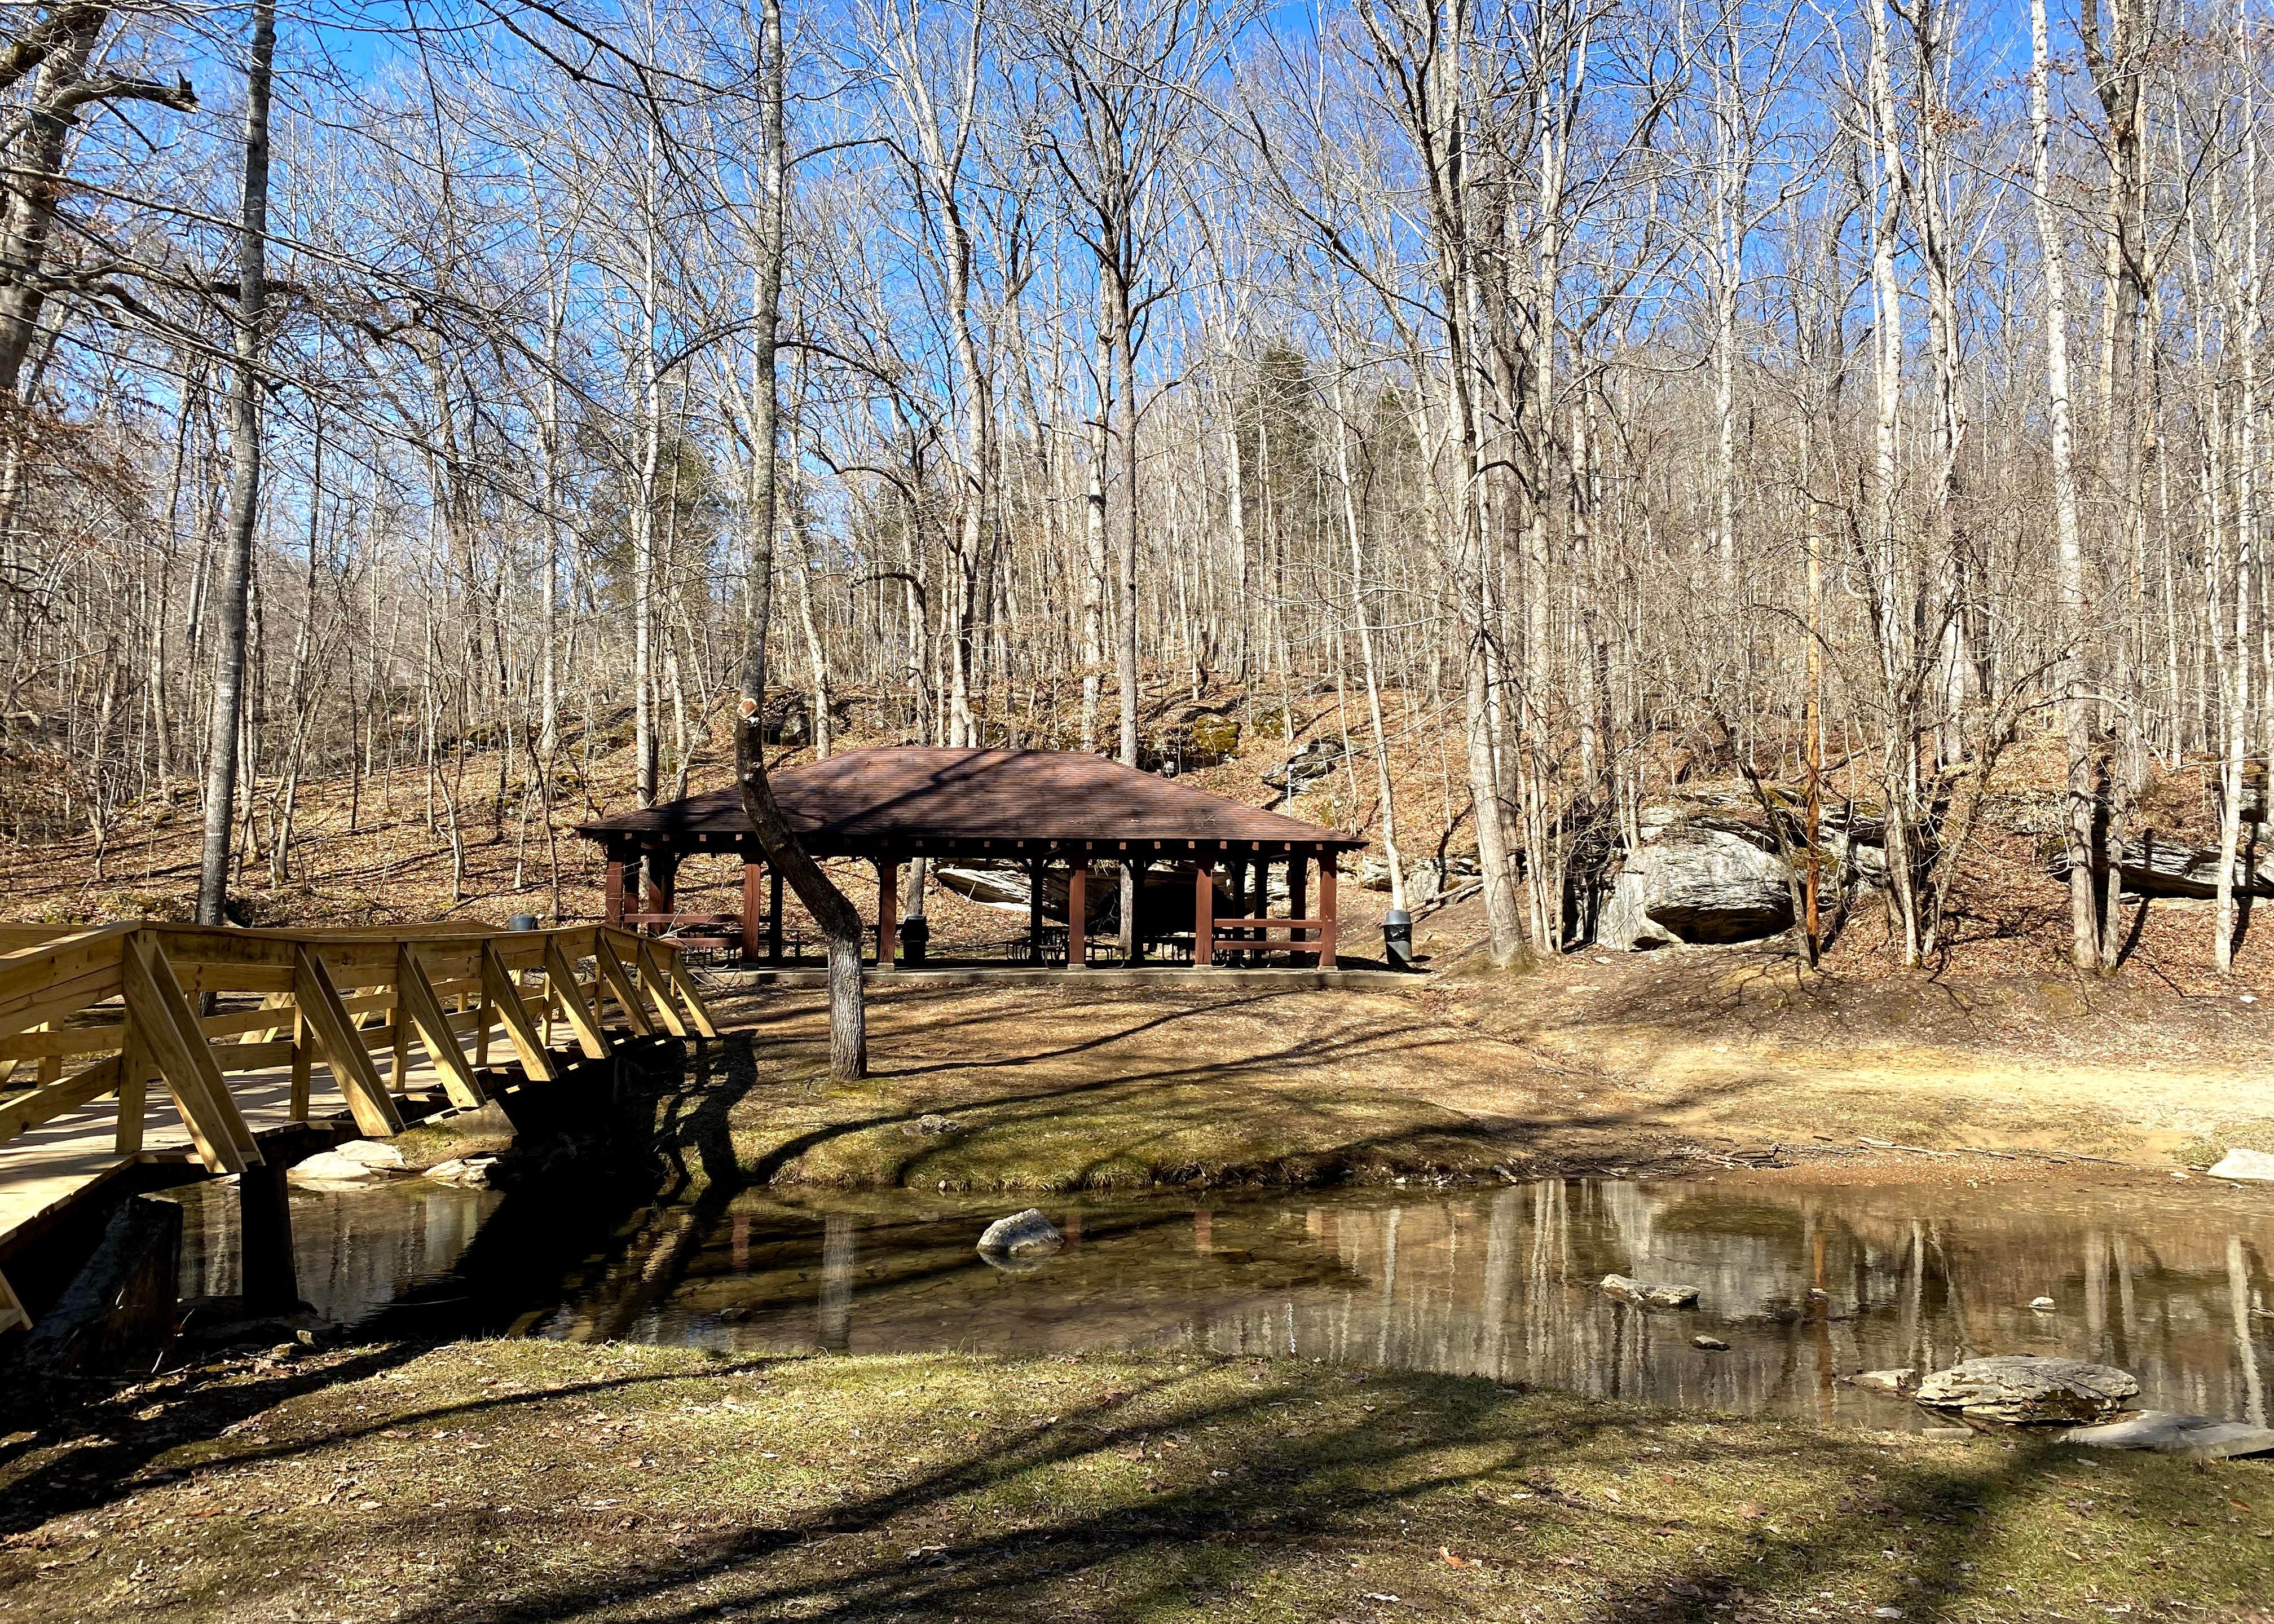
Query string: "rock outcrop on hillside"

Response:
xmin=1601 ymin=813 xmax=1795 ymax=949
xmin=2047 ymin=832 xmax=2274 ymax=899
xmin=1597 ymin=798 xmax=1889 ymax=951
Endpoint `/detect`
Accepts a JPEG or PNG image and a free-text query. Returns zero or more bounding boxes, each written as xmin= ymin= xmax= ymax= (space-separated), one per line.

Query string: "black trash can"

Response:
xmin=1382 ymin=908 xmax=1414 ymax=970
xmin=508 ymin=914 xmax=540 ymax=932
xmin=900 ymin=916 xmax=930 ymax=967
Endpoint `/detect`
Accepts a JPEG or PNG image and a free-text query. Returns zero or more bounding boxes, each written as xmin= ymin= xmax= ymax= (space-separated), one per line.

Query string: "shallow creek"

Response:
xmin=174 ymin=1173 xmax=2273 ymax=1430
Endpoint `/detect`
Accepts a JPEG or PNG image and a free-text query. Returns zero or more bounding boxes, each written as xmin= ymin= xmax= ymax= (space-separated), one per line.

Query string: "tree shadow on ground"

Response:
xmin=731 ymin=991 xmax=1764 ymax=1190
xmin=289 ymin=1357 xmax=2119 ymax=1624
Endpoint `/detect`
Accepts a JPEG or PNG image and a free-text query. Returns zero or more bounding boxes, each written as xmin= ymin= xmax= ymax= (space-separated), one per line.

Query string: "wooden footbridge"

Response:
xmin=0 ymin=920 xmax=719 ymax=1336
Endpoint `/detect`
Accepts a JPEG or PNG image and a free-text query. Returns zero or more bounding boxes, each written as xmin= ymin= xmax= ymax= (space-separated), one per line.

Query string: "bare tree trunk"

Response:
xmin=733 ymin=0 xmax=866 ymax=1078
xmin=2033 ymin=0 xmax=2101 ymax=972
xmin=1332 ymin=372 xmax=1405 ymax=911
xmin=195 ymin=0 xmax=275 ymax=928
xmin=2216 ymin=0 xmax=2262 ymax=972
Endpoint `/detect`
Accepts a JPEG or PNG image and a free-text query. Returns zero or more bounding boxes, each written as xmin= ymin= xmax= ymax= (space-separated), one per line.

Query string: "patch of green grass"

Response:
xmin=389 ymin=1106 xmax=516 ymax=1170
xmin=2177 ymin=1119 xmax=2274 ymax=1169
xmin=726 ymin=1075 xmax=1507 ymax=1190
xmin=4 ymin=1344 xmax=2268 ymax=1622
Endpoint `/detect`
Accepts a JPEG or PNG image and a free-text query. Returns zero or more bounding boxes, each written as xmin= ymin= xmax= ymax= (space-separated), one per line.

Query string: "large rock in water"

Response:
xmin=1914 ymin=1356 xmax=2139 ymax=1423
xmin=1601 ymin=815 xmax=1794 ymax=949
xmin=1599 ymin=1274 xmax=1700 ymax=1309
xmin=976 ymin=1209 xmax=1063 ymax=1258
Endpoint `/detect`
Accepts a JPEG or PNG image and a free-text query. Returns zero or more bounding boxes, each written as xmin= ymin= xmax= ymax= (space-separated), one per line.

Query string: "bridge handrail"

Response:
xmin=0 ymin=921 xmax=718 ymax=1176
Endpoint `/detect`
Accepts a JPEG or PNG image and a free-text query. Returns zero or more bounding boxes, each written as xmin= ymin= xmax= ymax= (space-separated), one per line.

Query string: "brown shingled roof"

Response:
xmin=572 ymin=747 xmax=1362 ymax=858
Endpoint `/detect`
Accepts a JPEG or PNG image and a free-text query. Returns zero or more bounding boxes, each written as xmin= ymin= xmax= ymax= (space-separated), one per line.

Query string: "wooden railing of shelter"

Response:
xmin=0 ymin=921 xmax=719 ymax=1335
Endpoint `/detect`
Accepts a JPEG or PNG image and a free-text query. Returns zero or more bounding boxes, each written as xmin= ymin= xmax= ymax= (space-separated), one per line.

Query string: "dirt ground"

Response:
xmin=707 ymin=947 xmax=2274 ymax=1192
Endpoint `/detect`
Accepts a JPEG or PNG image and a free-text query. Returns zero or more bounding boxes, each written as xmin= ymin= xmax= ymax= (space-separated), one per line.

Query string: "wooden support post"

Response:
xmin=0 ymin=1267 xmax=28 ymax=1335
xmin=482 ymin=942 xmax=559 ymax=1082
xmin=1067 ymin=863 xmax=1087 ymax=968
xmin=293 ymin=948 xmax=404 ymax=1136
xmin=1289 ymin=858 xmax=1308 ymax=960
xmin=654 ymin=942 xmax=720 ymax=1038
xmin=543 ymin=936 xmax=612 ymax=1059
xmin=741 ymin=859 xmax=763 ymax=963
xmin=877 ymin=858 xmax=900 ymax=969
xmin=390 ymin=989 xmax=411 ymax=1094
xmin=1319 ymin=858 xmax=1338 ymax=970
xmin=634 ymin=940 xmax=691 ymax=1038
xmin=604 ymin=856 xmax=629 ymax=926
xmin=237 ymin=1155 xmax=300 ymax=1315
xmin=593 ymin=930 xmax=657 ymax=1035
xmin=115 ymin=1032 xmax=148 ymax=1154
xmin=1029 ymin=859 xmax=1046 ymax=965
xmin=646 ymin=852 xmax=678 ymax=920
xmin=397 ymin=945 xmax=488 ymax=1108
xmin=1195 ymin=864 xmax=1214 ymax=968
xmin=768 ymin=868 xmax=785 ymax=963
xmin=288 ymin=1009 xmax=312 ymax=1121
xmin=1123 ymin=859 xmax=1149 ymax=967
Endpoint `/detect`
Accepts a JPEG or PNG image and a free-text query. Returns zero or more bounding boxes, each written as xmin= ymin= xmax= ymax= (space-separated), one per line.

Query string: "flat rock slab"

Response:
xmin=1852 ymin=1369 xmax=1917 ymax=1394
xmin=334 ymin=1139 xmax=406 ymax=1170
xmin=1599 ymin=1274 xmax=1699 ymax=1309
xmin=2057 ymin=1410 xmax=2274 ymax=1458
xmin=424 ymin=1155 xmax=499 ymax=1188
xmin=2207 ymin=1149 xmax=2274 ymax=1182
xmin=1914 ymin=1356 xmax=2139 ymax=1423
xmin=977 ymin=1208 xmax=1063 ymax=1258
xmin=288 ymin=1150 xmax=391 ymax=1185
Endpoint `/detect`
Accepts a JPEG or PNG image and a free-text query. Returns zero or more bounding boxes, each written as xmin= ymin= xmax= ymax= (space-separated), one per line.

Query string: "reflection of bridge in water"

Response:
xmin=608 ymin=1180 xmax=2272 ymax=1429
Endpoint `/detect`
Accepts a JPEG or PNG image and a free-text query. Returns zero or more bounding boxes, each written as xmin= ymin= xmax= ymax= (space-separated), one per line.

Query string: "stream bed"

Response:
xmin=174 ymin=1172 xmax=2274 ymax=1430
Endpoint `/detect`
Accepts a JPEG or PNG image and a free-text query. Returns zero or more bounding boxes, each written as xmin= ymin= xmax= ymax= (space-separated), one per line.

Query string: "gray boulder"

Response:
xmin=1359 ymin=851 xmax=1478 ymax=903
xmin=1601 ymin=817 xmax=1794 ymax=950
xmin=1914 ymin=1356 xmax=2139 ymax=1423
xmin=2048 ymin=834 xmax=2274 ymax=899
xmin=2207 ymin=1148 xmax=2274 ymax=1182
xmin=1599 ymin=1274 xmax=1699 ymax=1309
xmin=976 ymin=1209 xmax=1064 ymax=1259
xmin=2056 ymin=1410 xmax=2274 ymax=1458
xmin=1263 ymin=740 xmax=1348 ymax=793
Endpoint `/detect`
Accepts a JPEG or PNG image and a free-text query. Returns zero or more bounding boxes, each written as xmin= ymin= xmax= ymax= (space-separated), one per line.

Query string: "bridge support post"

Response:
xmin=237 ymin=1157 xmax=299 ymax=1316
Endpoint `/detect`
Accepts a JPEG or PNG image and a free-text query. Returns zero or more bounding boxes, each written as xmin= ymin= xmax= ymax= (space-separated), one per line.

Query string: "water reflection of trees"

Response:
xmin=621 ymin=1182 xmax=2270 ymax=1428
xmin=1189 ymin=1183 xmax=2272 ymax=1427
